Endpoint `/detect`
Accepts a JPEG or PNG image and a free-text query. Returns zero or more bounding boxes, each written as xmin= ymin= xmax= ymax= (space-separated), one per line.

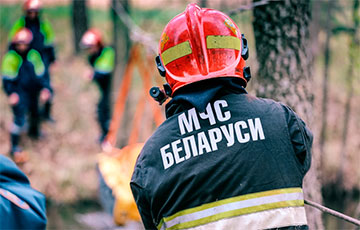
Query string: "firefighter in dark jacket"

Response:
xmin=8 ymin=0 xmax=56 ymax=121
xmin=131 ymin=4 xmax=312 ymax=230
xmin=80 ymin=29 xmax=115 ymax=143
xmin=1 ymin=28 xmax=51 ymax=163
xmin=0 ymin=155 xmax=47 ymax=229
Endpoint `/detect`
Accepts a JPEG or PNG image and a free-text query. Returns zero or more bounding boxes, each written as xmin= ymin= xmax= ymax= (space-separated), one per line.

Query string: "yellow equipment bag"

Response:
xmin=97 ymin=143 xmax=143 ymax=225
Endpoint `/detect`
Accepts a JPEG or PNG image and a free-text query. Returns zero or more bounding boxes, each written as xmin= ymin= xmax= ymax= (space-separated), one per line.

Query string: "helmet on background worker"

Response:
xmin=11 ymin=28 xmax=33 ymax=54
xmin=11 ymin=28 xmax=33 ymax=45
xmin=24 ymin=0 xmax=42 ymax=12
xmin=24 ymin=0 xmax=42 ymax=20
xmin=154 ymin=3 xmax=250 ymax=98
xmin=80 ymin=29 xmax=104 ymax=53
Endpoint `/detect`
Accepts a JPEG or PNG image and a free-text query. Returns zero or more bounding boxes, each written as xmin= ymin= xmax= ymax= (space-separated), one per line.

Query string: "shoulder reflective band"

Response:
xmin=158 ymin=187 xmax=304 ymax=230
xmin=8 ymin=17 xmax=25 ymax=42
xmin=161 ymin=41 xmax=192 ymax=66
xmin=94 ymin=47 xmax=115 ymax=74
xmin=1 ymin=50 xmax=23 ymax=79
xmin=206 ymin=35 xmax=241 ymax=50
xmin=40 ymin=20 xmax=55 ymax=45
xmin=0 ymin=188 xmax=30 ymax=210
xmin=27 ymin=49 xmax=45 ymax=76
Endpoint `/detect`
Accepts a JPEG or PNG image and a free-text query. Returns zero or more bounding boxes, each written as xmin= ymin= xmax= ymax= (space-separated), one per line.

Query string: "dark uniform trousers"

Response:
xmin=94 ymin=74 xmax=111 ymax=140
xmin=12 ymin=91 xmax=41 ymax=138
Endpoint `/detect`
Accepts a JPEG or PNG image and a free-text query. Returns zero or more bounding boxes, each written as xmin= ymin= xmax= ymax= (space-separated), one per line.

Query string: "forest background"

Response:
xmin=0 ymin=0 xmax=359 ymax=229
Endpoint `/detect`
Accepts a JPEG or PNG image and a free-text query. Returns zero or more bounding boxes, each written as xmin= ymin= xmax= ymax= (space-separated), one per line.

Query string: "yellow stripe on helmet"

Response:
xmin=161 ymin=41 xmax=192 ymax=66
xmin=206 ymin=35 xmax=241 ymax=50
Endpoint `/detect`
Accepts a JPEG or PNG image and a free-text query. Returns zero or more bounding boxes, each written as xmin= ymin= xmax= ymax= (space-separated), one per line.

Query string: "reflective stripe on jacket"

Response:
xmin=8 ymin=17 xmax=55 ymax=46
xmin=158 ymin=188 xmax=306 ymax=230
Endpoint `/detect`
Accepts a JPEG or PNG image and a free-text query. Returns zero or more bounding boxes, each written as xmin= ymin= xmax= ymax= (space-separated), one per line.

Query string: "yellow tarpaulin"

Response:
xmin=97 ymin=143 xmax=143 ymax=225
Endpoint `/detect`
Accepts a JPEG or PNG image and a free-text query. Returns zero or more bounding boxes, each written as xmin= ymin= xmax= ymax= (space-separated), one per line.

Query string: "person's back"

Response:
xmin=132 ymin=80 xmax=311 ymax=229
xmin=131 ymin=4 xmax=312 ymax=229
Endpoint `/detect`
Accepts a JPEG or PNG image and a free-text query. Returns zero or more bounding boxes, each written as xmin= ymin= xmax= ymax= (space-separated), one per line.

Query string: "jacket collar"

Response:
xmin=165 ymin=77 xmax=247 ymax=118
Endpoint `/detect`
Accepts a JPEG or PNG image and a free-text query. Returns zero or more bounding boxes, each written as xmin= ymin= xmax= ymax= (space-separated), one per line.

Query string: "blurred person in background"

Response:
xmin=1 ymin=28 xmax=51 ymax=163
xmin=0 ymin=155 xmax=47 ymax=229
xmin=80 ymin=29 xmax=115 ymax=144
xmin=8 ymin=0 xmax=56 ymax=122
xmin=131 ymin=4 xmax=312 ymax=229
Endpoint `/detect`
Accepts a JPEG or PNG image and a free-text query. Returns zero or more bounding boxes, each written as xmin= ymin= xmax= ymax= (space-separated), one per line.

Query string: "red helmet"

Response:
xmin=156 ymin=3 xmax=249 ymax=94
xmin=12 ymin=28 xmax=33 ymax=45
xmin=80 ymin=29 xmax=103 ymax=48
xmin=24 ymin=0 xmax=42 ymax=11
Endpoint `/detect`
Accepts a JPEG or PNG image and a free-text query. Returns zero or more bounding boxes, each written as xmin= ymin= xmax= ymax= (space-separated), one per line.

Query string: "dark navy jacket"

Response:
xmin=131 ymin=78 xmax=312 ymax=230
xmin=0 ymin=155 xmax=47 ymax=229
xmin=1 ymin=47 xmax=48 ymax=96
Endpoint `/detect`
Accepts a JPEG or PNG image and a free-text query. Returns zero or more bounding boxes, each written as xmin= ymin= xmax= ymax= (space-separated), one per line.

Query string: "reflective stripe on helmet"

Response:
xmin=158 ymin=188 xmax=306 ymax=230
xmin=206 ymin=35 xmax=241 ymax=50
xmin=161 ymin=41 xmax=192 ymax=66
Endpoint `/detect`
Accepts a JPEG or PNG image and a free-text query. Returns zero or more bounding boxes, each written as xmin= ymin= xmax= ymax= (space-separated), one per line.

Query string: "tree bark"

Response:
xmin=72 ymin=0 xmax=88 ymax=54
xmin=252 ymin=0 xmax=324 ymax=229
xmin=111 ymin=0 xmax=131 ymax=147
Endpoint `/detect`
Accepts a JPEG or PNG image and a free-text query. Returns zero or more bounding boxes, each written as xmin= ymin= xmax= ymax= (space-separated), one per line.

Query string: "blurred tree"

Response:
xmin=252 ymin=0 xmax=324 ymax=229
xmin=111 ymin=0 xmax=131 ymax=147
xmin=319 ymin=0 xmax=335 ymax=168
xmin=199 ymin=0 xmax=208 ymax=7
xmin=336 ymin=0 xmax=359 ymax=188
xmin=111 ymin=0 xmax=131 ymax=66
xmin=72 ymin=0 xmax=89 ymax=54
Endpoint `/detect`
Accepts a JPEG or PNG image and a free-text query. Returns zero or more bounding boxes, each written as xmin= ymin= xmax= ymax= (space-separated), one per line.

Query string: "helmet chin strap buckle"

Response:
xmin=241 ymin=34 xmax=249 ymax=60
xmin=243 ymin=66 xmax=251 ymax=82
xmin=155 ymin=55 xmax=166 ymax=77
xmin=150 ymin=83 xmax=172 ymax=105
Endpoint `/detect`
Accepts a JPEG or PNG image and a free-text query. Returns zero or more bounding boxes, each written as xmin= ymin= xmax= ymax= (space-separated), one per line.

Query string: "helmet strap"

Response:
xmin=155 ymin=55 xmax=166 ymax=77
xmin=241 ymin=34 xmax=249 ymax=60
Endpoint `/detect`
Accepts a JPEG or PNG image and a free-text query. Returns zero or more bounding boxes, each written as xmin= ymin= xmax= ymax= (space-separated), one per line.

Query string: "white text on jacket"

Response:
xmin=160 ymin=100 xmax=265 ymax=169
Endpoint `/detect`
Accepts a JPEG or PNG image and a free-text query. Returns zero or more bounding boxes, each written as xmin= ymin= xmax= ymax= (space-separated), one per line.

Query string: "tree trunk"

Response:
xmin=72 ymin=0 xmax=88 ymax=54
xmin=199 ymin=0 xmax=207 ymax=7
xmin=337 ymin=0 xmax=359 ymax=188
xmin=111 ymin=0 xmax=131 ymax=147
xmin=111 ymin=0 xmax=131 ymax=66
xmin=252 ymin=0 xmax=324 ymax=229
xmin=319 ymin=0 xmax=334 ymax=168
